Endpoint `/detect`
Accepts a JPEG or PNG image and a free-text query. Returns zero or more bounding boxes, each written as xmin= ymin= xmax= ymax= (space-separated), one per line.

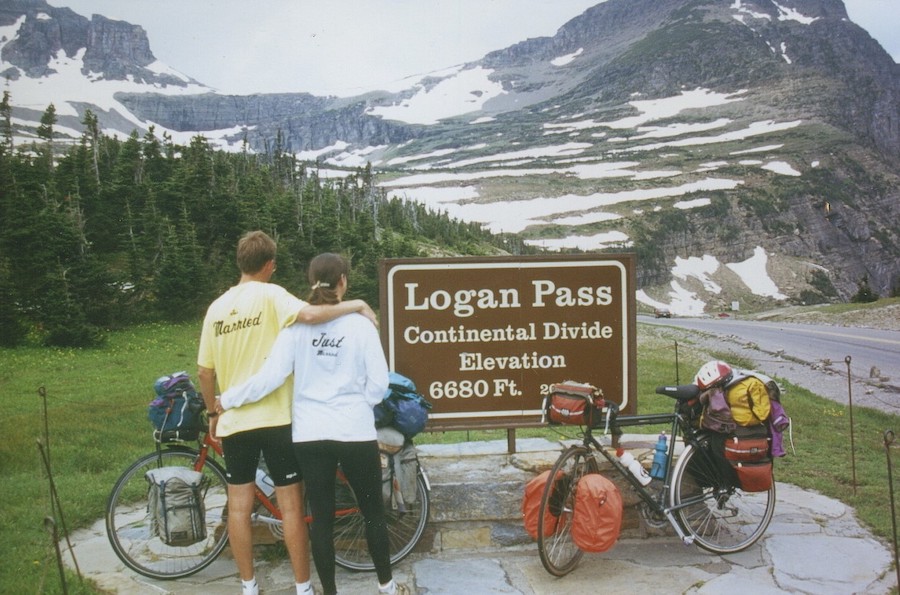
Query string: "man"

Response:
xmin=198 ymin=231 xmax=376 ymax=595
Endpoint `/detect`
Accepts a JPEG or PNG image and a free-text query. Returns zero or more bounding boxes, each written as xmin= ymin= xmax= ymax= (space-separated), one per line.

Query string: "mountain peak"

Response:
xmin=0 ymin=0 xmax=201 ymax=88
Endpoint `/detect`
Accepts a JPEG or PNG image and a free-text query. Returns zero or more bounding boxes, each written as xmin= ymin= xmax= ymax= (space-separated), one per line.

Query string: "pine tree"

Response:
xmin=35 ymin=103 xmax=57 ymax=174
xmin=0 ymin=91 xmax=12 ymax=155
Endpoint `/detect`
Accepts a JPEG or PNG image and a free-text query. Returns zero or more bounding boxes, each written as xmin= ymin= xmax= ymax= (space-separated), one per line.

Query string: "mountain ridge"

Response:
xmin=3 ymin=0 xmax=899 ymax=311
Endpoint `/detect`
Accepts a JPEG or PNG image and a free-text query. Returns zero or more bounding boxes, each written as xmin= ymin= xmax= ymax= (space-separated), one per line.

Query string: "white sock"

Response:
xmin=296 ymin=580 xmax=314 ymax=594
xmin=379 ymin=579 xmax=396 ymax=594
xmin=242 ymin=577 xmax=259 ymax=593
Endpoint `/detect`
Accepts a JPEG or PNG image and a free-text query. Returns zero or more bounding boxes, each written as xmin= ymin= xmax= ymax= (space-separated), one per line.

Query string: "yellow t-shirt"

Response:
xmin=197 ymin=281 xmax=305 ymax=437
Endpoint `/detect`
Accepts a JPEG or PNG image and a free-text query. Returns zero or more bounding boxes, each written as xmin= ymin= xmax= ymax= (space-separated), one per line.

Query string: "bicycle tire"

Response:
xmin=537 ymin=445 xmax=599 ymax=577
xmin=106 ymin=446 xmax=230 ymax=579
xmin=669 ymin=441 xmax=775 ymax=554
xmin=332 ymin=468 xmax=430 ymax=571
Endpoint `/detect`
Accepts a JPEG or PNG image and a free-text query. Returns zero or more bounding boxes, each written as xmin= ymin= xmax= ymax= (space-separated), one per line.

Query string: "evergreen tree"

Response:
xmin=155 ymin=212 xmax=206 ymax=321
xmin=0 ymin=258 xmax=27 ymax=347
xmin=850 ymin=275 xmax=879 ymax=303
xmin=35 ymin=103 xmax=57 ymax=174
xmin=0 ymin=91 xmax=12 ymax=155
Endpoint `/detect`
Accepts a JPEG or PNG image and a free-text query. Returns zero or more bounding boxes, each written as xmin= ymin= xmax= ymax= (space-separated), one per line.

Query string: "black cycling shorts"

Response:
xmin=221 ymin=424 xmax=302 ymax=486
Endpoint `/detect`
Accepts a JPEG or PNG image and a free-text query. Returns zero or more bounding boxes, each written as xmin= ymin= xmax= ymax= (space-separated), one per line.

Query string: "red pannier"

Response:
xmin=522 ymin=469 xmax=570 ymax=539
xmin=723 ymin=426 xmax=773 ymax=492
xmin=571 ymin=473 xmax=623 ymax=552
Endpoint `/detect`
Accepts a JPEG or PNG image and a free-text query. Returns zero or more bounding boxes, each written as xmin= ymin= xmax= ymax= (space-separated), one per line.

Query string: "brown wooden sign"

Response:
xmin=379 ymin=255 xmax=637 ymax=429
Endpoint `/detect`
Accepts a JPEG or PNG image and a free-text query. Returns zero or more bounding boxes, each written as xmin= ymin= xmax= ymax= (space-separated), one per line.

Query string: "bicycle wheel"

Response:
xmin=332 ymin=468 xmax=430 ymax=571
xmin=106 ymin=446 xmax=229 ymax=579
xmin=669 ymin=441 xmax=775 ymax=554
xmin=537 ymin=445 xmax=599 ymax=577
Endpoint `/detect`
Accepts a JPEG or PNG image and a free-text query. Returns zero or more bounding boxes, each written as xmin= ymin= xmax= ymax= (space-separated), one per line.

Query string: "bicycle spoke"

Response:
xmin=106 ymin=448 xmax=229 ymax=579
xmin=537 ymin=446 xmax=597 ymax=576
xmin=332 ymin=467 xmax=429 ymax=571
xmin=671 ymin=442 xmax=775 ymax=554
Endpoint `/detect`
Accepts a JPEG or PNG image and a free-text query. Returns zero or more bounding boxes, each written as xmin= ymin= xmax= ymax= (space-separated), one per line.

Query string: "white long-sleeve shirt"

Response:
xmin=220 ymin=312 xmax=389 ymax=443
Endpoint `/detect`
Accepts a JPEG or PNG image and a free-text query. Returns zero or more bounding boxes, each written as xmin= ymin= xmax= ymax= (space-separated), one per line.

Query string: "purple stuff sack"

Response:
xmin=767 ymin=399 xmax=790 ymax=457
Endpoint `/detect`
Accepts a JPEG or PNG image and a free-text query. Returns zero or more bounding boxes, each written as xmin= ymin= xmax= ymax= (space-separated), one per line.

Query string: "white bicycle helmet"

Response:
xmin=694 ymin=360 xmax=733 ymax=389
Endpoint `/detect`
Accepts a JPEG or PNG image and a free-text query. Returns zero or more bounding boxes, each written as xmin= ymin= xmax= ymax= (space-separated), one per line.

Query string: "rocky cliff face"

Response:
xmin=1 ymin=0 xmax=195 ymax=86
xmin=82 ymin=15 xmax=155 ymax=80
xmin=0 ymin=0 xmax=87 ymax=78
xmin=114 ymin=93 xmax=421 ymax=150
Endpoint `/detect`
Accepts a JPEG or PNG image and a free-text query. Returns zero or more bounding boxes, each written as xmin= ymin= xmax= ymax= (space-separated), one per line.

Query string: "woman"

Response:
xmin=220 ymin=253 xmax=407 ymax=595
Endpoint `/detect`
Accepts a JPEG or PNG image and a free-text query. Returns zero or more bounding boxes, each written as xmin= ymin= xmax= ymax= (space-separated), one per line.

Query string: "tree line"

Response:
xmin=0 ymin=93 xmax=533 ymax=347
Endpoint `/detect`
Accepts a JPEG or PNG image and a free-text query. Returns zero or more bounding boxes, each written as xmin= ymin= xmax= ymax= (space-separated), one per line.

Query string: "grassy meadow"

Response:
xmin=0 ymin=318 xmax=898 ymax=593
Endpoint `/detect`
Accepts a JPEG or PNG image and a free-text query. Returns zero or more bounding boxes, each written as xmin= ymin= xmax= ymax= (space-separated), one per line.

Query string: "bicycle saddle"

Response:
xmin=655 ymin=384 xmax=700 ymax=401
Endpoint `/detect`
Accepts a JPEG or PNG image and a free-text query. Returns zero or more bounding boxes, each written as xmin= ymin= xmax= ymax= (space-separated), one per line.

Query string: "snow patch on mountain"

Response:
xmin=762 ymin=160 xmax=801 ymax=176
xmin=674 ymin=198 xmax=712 ymax=210
xmin=387 ymin=177 xmax=743 ymax=236
xmin=674 ymin=255 xmax=723 ymax=293
xmin=551 ymin=48 xmax=584 ymax=66
xmin=773 ymin=1 xmax=819 ymax=24
xmin=731 ymin=144 xmax=784 ymax=154
xmin=599 ymin=88 xmax=746 ymax=130
xmin=637 ymin=246 xmax=787 ymax=315
xmin=610 ymin=119 xmax=803 ymax=151
xmin=530 ymin=230 xmax=630 ymax=251
xmin=366 ymin=66 xmax=505 ymax=125
xmin=442 ymin=142 xmax=591 ymax=168
xmin=731 ymin=0 xmax=772 ymax=23
xmin=727 ymin=247 xmax=788 ymax=299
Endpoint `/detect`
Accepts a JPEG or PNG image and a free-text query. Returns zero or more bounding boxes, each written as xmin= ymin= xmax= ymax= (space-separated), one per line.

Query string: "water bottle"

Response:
xmin=255 ymin=468 xmax=275 ymax=497
xmin=650 ymin=432 xmax=668 ymax=480
xmin=617 ymin=448 xmax=651 ymax=486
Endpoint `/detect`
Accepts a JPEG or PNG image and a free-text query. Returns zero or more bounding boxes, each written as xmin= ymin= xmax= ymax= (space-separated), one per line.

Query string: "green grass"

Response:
xmin=1 ymin=319 xmax=898 ymax=593
xmin=0 ymin=323 xmax=200 ymax=594
xmin=804 ymin=296 xmax=900 ymax=314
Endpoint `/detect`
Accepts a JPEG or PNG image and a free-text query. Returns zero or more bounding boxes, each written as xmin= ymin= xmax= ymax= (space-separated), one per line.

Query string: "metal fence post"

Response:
xmin=845 ymin=356 xmax=857 ymax=494
xmin=884 ymin=430 xmax=899 ymax=591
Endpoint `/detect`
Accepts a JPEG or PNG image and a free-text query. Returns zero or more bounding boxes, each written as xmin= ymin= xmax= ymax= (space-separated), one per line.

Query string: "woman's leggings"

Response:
xmin=294 ymin=440 xmax=391 ymax=595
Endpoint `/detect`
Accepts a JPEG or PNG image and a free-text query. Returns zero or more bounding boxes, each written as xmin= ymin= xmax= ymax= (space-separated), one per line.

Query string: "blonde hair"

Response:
xmin=236 ymin=231 xmax=276 ymax=274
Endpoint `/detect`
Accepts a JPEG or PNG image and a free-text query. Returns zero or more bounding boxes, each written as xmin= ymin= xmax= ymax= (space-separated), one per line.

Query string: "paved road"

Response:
xmin=640 ymin=315 xmax=900 ymax=392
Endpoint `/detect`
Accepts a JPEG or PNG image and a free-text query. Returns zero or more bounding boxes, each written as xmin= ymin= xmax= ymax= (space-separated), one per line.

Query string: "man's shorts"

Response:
xmin=221 ymin=424 xmax=301 ymax=486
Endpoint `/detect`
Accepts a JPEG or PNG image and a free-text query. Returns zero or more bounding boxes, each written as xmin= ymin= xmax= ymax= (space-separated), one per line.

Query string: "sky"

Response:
xmin=46 ymin=0 xmax=900 ymax=97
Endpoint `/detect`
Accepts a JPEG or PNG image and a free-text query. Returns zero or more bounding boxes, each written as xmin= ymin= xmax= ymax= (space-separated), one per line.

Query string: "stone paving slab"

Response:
xmin=65 ymin=437 xmax=897 ymax=595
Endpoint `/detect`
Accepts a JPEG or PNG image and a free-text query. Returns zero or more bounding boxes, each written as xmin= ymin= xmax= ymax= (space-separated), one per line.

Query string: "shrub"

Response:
xmin=850 ymin=275 xmax=879 ymax=303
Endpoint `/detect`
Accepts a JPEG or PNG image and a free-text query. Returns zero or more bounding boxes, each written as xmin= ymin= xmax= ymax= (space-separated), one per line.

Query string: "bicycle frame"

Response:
xmin=173 ymin=433 xmax=285 ymax=525
xmin=178 ymin=432 xmax=417 ymax=529
xmin=578 ymin=392 xmax=708 ymax=545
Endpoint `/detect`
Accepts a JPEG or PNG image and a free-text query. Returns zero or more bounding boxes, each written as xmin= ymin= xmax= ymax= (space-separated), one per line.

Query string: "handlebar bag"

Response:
xmin=544 ymin=382 xmax=604 ymax=427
